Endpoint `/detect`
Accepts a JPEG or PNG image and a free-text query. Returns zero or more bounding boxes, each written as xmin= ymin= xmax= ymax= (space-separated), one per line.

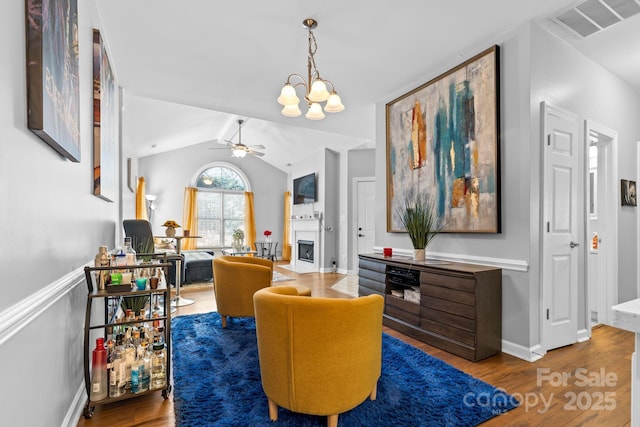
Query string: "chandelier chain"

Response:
xmin=307 ymin=29 xmax=320 ymax=84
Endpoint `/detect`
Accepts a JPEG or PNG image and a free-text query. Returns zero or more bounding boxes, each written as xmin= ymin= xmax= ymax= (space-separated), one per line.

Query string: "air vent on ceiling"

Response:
xmin=550 ymin=0 xmax=640 ymax=38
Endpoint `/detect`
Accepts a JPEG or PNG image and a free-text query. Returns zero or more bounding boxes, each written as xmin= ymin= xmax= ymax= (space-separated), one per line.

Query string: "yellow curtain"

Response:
xmin=135 ymin=177 xmax=148 ymax=220
xmin=182 ymin=187 xmax=198 ymax=251
xmin=245 ymin=192 xmax=256 ymax=251
xmin=282 ymin=191 xmax=291 ymax=261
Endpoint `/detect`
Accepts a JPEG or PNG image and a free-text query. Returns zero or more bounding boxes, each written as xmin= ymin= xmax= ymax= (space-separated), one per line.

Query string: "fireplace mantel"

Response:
xmin=291 ymin=218 xmax=322 ymax=272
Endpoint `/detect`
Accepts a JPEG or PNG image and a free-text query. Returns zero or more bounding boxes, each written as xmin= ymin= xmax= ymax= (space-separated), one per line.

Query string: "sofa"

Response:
xmin=182 ymin=250 xmax=215 ymax=284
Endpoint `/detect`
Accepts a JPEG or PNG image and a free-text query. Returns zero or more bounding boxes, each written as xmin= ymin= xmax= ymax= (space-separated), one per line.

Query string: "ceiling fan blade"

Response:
xmin=247 ymin=144 xmax=265 ymax=149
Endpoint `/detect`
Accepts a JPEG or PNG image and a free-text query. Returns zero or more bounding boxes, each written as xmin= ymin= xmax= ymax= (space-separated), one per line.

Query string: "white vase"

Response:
xmin=413 ymin=248 xmax=425 ymax=261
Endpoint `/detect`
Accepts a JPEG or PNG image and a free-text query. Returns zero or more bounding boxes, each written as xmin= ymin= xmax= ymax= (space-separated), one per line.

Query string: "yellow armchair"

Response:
xmin=253 ymin=286 xmax=384 ymax=427
xmin=212 ymin=256 xmax=273 ymax=327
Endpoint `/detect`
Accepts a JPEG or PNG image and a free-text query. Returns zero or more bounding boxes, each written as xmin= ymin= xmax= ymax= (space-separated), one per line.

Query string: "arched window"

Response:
xmin=193 ymin=163 xmax=249 ymax=247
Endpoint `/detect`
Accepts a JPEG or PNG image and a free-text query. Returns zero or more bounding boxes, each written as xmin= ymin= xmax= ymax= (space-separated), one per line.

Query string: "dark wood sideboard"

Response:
xmin=358 ymin=254 xmax=502 ymax=362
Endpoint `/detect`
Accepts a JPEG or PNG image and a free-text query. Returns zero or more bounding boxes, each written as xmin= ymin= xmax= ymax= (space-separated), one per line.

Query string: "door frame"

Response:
xmin=352 ymin=177 xmax=375 ymax=273
xmin=584 ymin=120 xmax=618 ymax=328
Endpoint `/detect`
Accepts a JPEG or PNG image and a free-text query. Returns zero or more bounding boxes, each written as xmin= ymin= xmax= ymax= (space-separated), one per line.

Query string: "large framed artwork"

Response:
xmin=93 ymin=29 xmax=117 ymax=201
xmin=25 ymin=0 xmax=81 ymax=162
xmin=386 ymin=45 xmax=501 ymax=233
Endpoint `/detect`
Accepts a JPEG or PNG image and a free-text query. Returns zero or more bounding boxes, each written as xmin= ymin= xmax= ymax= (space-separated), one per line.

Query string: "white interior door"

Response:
xmin=542 ymin=102 xmax=581 ymax=351
xmin=355 ymin=179 xmax=376 ymax=257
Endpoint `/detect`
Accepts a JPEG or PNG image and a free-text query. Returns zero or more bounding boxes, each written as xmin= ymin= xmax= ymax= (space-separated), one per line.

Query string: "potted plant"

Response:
xmin=232 ymin=228 xmax=244 ymax=251
xmin=397 ymin=193 xmax=440 ymax=261
xmin=162 ymin=220 xmax=181 ymax=237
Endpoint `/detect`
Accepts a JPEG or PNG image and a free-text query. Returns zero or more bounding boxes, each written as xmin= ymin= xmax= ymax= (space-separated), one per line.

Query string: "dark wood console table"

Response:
xmin=358 ymin=254 xmax=502 ymax=362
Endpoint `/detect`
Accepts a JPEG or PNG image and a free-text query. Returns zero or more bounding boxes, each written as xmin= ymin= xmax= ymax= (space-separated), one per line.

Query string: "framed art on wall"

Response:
xmin=93 ymin=29 xmax=117 ymax=201
xmin=621 ymin=179 xmax=637 ymax=206
xmin=386 ymin=45 xmax=501 ymax=233
xmin=25 ymin=0 xmax=81 ymax=162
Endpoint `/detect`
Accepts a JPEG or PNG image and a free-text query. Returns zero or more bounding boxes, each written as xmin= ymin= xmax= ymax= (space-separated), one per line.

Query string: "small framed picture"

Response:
xmin=621 ymin=179 xmax=637 ymax=206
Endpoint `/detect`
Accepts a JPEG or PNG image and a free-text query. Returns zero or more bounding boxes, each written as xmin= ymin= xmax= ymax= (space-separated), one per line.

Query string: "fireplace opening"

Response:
xmin=297 ymin=240 xmax=314 ymax=263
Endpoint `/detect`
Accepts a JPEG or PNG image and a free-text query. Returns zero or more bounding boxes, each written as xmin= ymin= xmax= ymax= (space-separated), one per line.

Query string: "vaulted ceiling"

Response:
xmin=97 ymin=0 xmax=640 ymax=171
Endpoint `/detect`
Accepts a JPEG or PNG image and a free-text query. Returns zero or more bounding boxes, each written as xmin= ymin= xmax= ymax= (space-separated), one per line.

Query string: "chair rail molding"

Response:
xmin=0 ymin=264 xmax=85 ymax=346
xmin=372 ymin=247 xmax=529 ymax=272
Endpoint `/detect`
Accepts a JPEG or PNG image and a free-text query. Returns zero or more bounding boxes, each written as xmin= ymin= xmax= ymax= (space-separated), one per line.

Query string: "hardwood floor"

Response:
xmin=77 ymin=266 xmax=633 ymax=426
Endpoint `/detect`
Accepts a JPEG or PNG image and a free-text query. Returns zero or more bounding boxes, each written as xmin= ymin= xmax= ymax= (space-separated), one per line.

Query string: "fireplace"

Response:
xmin=297 ymin=240 xmax=314 ymax=263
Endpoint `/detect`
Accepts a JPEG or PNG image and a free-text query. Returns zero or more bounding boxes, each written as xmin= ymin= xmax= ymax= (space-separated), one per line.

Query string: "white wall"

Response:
xmin=0 ymin=0 xmax=119 ymax=425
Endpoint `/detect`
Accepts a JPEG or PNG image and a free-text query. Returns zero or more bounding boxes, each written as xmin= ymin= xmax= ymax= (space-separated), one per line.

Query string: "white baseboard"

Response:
xmin=501 ymin=339 xmax=545 ymax=362
xmin=63 ymin=383 xmax=87 ymax=427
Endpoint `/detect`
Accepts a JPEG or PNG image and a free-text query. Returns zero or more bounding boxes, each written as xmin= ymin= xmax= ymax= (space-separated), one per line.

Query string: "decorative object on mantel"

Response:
xmin=162 ymin=220 xmax=181 ymax=237
xmin=277 ymin=18 xmax=345 ymax=120
xmin=263 ymin=229 xmax=272 ymax=242
xmin=232 ymin=228 xmax=245 ymax=251
xmin=396 ymin=192 xmax=440 ymax=261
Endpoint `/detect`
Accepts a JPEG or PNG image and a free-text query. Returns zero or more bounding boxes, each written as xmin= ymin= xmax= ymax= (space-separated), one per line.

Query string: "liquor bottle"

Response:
xmin=123 ymin=328 xmax=136 ymax=389
xmin=140 ymin=341 xmax=151 ymax=392
xmin=109 ymin=334 xmax=127 ymax=397
xmin=124 ymin=237 xmax=136 ymax=265
xmin=94 ymin=246 xmax=111 ymax=290
xmin=150 ymin=342 xmax=166 ymax=389
xmin=90 ymin=338 xmax=108 ymax=401
xmin=109 ymin=336 xmax=125 ymax=398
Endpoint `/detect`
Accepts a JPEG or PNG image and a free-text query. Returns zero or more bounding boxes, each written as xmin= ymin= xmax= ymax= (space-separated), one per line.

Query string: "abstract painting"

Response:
xmin=93 ymin=29 xmax=117 ymax=201
xmin=386 ymin=46 xmax=501 ymax=233
xmin=26 ymin=0 xmax=81 ymax=162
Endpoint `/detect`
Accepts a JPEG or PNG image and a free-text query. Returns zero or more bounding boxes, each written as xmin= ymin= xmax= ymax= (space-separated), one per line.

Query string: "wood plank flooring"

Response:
xmin=76 ymin=266 xmax=633 ymax=426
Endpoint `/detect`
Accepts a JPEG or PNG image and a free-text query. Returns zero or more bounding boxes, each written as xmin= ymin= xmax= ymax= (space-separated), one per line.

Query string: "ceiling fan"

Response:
xmin=211 ymin=119 xmax=265 ymax=158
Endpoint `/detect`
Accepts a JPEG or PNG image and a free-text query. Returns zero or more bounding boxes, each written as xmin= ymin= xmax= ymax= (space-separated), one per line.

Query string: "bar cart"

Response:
xmin=82 ymin=255 xmax=172 ymax=419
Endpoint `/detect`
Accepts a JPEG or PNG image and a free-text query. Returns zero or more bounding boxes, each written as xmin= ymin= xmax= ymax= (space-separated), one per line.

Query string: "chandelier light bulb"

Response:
xmin=277 ymin=83 xmax=300 ymax=106
xmin=324 ymin=91 xmax=345 ymax=113
xmin=308 ymin=79 xmax=330 ymax=103
xmin=305 ymin=102 xmax=325 ymax=120
xmin=281 ymin=103 xmax=302 ymax=117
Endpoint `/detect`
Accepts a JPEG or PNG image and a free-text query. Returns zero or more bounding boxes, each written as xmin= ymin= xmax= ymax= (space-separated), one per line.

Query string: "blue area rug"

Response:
xmin=172 ymin=312 xmax=518 ymax=426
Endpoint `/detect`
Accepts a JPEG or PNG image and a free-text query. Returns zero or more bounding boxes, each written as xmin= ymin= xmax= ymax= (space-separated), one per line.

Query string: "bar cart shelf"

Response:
xmin=82 ymin=259 xmax=173 ymax=419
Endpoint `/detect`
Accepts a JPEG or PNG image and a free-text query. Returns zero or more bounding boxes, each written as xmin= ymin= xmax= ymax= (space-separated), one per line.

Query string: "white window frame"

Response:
xmin=191 ymin=162 xmax=251 ymax=248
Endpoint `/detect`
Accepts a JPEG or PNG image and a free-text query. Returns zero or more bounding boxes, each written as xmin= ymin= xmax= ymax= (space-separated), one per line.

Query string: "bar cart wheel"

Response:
xmin=83 ymin=404 xmax=95 ymax=419
xmin=162 ymin=385 xmax=172 ymax=399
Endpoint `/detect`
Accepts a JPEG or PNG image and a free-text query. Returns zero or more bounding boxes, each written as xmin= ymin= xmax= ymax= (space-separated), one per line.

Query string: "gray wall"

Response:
xmin=1 ymin=1 xmax=119 ymax=425
xmin=374 ymin=21 xmax=640 ymax=354
xmin=138 ymin=141 xmax=288 ymax=248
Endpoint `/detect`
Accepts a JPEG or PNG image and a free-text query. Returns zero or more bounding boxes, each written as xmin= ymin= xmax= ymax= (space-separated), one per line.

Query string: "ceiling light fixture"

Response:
xmin=232 ymin=147 xmax=247 ymax=158
xmin=277 ymin=18 xmax=345 ymax=120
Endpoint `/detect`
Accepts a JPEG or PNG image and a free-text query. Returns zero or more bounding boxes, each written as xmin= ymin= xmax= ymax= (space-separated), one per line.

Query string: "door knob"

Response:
xmin=570 ymin=241 xmax=580 ymax=248
xmin=358 ymin=234 xmax=365 ymax=237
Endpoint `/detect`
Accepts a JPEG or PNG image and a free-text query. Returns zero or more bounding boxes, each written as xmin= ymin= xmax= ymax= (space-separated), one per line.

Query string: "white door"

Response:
xmin=356 ymin=179 xmax=376 ymax=256
xmin=542 ymin=102 xmax=582 ymax=351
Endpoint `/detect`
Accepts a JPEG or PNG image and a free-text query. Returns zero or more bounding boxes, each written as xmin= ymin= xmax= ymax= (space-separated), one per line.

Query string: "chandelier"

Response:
xmin=277 ymin=18 xmax=345 ymax=120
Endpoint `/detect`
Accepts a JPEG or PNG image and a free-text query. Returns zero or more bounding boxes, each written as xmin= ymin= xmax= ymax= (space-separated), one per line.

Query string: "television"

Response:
xmin=293 ymin=173 xmax=317 ymax=204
